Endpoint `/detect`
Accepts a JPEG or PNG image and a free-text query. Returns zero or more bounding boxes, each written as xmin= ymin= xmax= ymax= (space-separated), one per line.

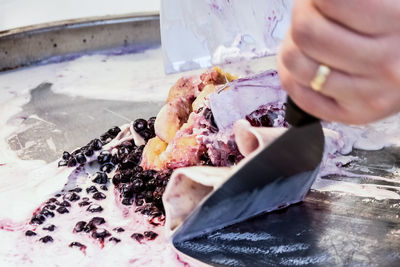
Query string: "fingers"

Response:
xmin=290 ymin=0 xmax=379 ymax=75
xmin=312 ymin=0 xmax=400 ymax=35
xmin=278 ymin=34 xmax=374 ymax=103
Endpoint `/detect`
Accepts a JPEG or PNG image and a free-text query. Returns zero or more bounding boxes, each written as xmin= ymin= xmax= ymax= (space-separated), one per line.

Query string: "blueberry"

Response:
xmin=56 ymin=207 xmax=69 ymax=214
xmin=62 ymin=151 xmax=71 ymax=160
xmin=43 ymin=204 xmax=56 ymax=211
xmin=75 ymin=153 xmax=86 ymax=164
xmin=121 ymin=198 xmax=132 ymax=206
xmin=78 ymin=201 xmax=91 ymax=207
xmin=135 ymin=199 xmax=144 ymax=206
xmin=97 ymin=151 xmax=111 ymax=164
xmin=67 ymin=157 xmax=77 ymax=167
xmin=110 ymin=154 xmax=119 ymax=165
xmin=84 ymin=149 xmax=94 ymax=157
xmin=120 ymin=170 xmax=132 ymax=183
xmin=47 ymin=198 xmax=57 ymax=203
xmin=57 ymin=200 xmax=71 ymax=207
xmin=92 ymin=192 xmax=106 ymax=200
xmin=139 ymin=129 xmax=153 ymax=140
xmin=100 ymin=133 xmax=113 ymax=144
xmin=64 ymin=192 xmax=80 ymax=202
xmin=131 ymin=178 xmax=144 ymax=192
xmin=92 ymin=172 xmax=108 ymax=184
xmin=87 ymin=204 xmax=103 ymax=213
xmin=100 ymin=163 xmax=114 ymax=173
xmin=133 ymin=166 xmax=143 ymax=173
xmin=69 ymin=187 xmax=82 ymax=193
xmin=73 ymin=221 xmax=86 ymax=232
xmin=144 ymin=231 xmax=158 ymax=240
xmin=117 ymin=147 xmax=130 ymax=159
xmin=112 ymin=174 xmax=121 ymax=186
xmin=82 ymin=197 xmax=89 ymax=201
xmin=144 ymin=191 xmax=153 ymax=202
xmin=86 ymin=185 xmax=98 ymax=194
xmin=71 ymin=149 xmax=82 ymax=156
xmin=108 ymin=126 xmax=121 ymax=137
xmin=147 ymin=117 xmax=156 ymax=132
xmin=58 ymin=160 xmax=67 ymax=167
xmin=131 ymin=233 xmax=144 ymax=242
xmin=30 ymin=214 xmax=46 ymax=225
xmin=25 ymin=230 xmax=37 ymax=236
xmin=146 ymin=179 xmax=156 ymax=190
xmin=88 ymin=217 xmax=105 ymax=225
xmin=92 ymin=228 xmax=111 ymax=241
xmin=43 ymin=224 xmax=56 ymax=232
xmin=39 ymin=235 xmax=54 ymax=243
xmin=260 ymin=114 xmax=273 ymax=127
xmin=109 ymin=237 xmax=121 ymax=243
xmin=69 ymin=242 xmax=86 ymax=249
xmin=133 ymin=119 xmax=147 ymax=132
xmin=119 ymin=184 xmax=133 ymax=198
xmin=113 ymin=227 xmax=125 ymax=233
xmin=90 ymin=139 xmax=103 ymax=151
xmin=100 ymin=185 xmax=108 ymax=191
xmin=83 ymin=222 xmax=97 ymax=233
xmin=40 ymin=209 xmax=55 ymax=218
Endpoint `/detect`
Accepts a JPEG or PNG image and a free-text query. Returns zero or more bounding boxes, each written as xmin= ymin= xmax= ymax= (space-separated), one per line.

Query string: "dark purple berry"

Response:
xmin=100 ymin=133 xmax=113 ymax=144
xmin=144 ymin=191 xmax=153 ymax=202
xmin=100 ymin=185 xmax=108 ymax=191
xmin=25 ymin=230 xmax=37 ymax=236
xmin=78 ymin=201 xmax=91 ymax=207
xmin=57 ymin=200 xmax=71 ymax=207
xmin=82 ymin=197 xmax=89 ymax=201
xmin=92 ymin=172 xmax=108 ymax=184
xmin=55 ymin=194 xmax=61 ymax=197
xmin=88 ymin=217 xmax=105 ymax=226
xmin=86 ymin=185 xmax=98 ymax=194
xmin=108 ymin=126 xmax=121 ymax=137
xmin=97 ymin=151 xmax=111 ymax=164
xmin=83 ymin=222 xmax=97 ymax=233
xmin=92 ymin=192 xmax=106 ymax=200
xmin=75 ymin=153 xmax=86 ymax=164
xmin=47 ymin=198 xmax=57 ymax=203
xmin=147 ymin=117 xmax=156 ymax=132
xmin=144 ymin=231 xmax=158 ymax=240
xmin=118 ymin=147 xmax=130 ymax=159
xmin=100 ymin=163 xmax=114 ymax=173
xmin=41 ymin=209 xmax=55 ymax=218
xmin=260 ymin=114 xmax=273 ymax=127
xmin=56 ymin=207 xmax=69 ymax=214
xmin=69 ymin=242 xmax=86 ymax=249
xmin=120 ymin=170 xmax=132 ymax=183
xmin=113 ymin=227 xmax=125 ymax=233
xmin=39 ymin=235 xmax=53 ymax=243
xmin=73 ymin=221 xmax=86 ymax=233
xmin=134 ymin=166 xmax=143 ymax=173
xmin=92 ymin=228 xmax=111 ymax=240
xmin=133 ymin=119 xmax=147 ymax=132
xmin=121 ymin=198 xmax=132 ymax=206
xmin=64 ymin=192 xmax=80 ymax=202
xmin=58 ymin=160 xmax=67 ymax=167
xmin=62 ymin=151 xmax=71 ymax=160
xmin=43 ymin=224 xmax=56 ymax=231
xmin=71 ymin=148 xmax=81 ymax=156
xmin=84 ymin=149 xmax=94 ymax=157
xmin=146 ymin=179 xmax=156 ymax=190
xmin=69 ymin=187 xmax=82 ymax=193
xmin=43 ymin=204 xmax=56 ymax=211
xmin=131 ymin=233 xmax=144 ymax=242
xmin=119 ymin=184 xmax=133 ymax=198
xmin=131 ymin=179 xmax=143 ymax=192
xmin=112 ymin=174 xmax=121 ymax=185
xmin=135 ymin=198 xmax=144 ymax=206
xmin=109 ymin=237 xmax=121 ymax=243
xmin=30 ymin=214 xmax=46 ymax=225
xmin=87 ymin=204 xmax=103 ymax=213
xmin=90 ymin=139 xmax=103 ymax=151
xmin=139 ymin=129 xmax=153 ymax=140
xmin=110 ymin=154 xmax=119 ymax=165
xmin=67 ymin=157 xmax=77 ymax=167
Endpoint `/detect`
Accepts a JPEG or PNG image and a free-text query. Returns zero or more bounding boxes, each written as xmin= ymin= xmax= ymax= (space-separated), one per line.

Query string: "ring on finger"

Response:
xmin=310 ymin=64 xmax=331 ymax=92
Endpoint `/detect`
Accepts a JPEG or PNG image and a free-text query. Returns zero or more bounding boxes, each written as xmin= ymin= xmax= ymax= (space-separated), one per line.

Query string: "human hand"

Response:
xmin=277 ymin=0 xmax=400 ymax=125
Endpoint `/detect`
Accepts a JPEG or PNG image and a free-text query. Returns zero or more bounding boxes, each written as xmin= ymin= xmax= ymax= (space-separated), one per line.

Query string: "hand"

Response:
xmin=277 ymin=0 xmax=400 ymax=125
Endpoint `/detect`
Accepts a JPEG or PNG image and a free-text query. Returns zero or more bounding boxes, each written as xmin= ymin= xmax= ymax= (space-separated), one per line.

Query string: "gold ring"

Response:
xmin=310 ymin=64 xmax=331 ymax=92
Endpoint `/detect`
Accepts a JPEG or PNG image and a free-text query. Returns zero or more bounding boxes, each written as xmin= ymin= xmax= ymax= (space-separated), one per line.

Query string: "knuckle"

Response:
xmin=291 ymin=15 xmax=315 ymax=49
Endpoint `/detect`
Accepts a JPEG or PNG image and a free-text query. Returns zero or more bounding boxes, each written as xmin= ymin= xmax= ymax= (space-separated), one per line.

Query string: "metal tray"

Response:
xmin=1 ymin=14 xmax=400 ymax=267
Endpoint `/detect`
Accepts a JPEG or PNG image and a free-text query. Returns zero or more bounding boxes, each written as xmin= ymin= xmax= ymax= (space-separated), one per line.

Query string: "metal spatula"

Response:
xmin=172 ymin=97 xmax=324 ymax=243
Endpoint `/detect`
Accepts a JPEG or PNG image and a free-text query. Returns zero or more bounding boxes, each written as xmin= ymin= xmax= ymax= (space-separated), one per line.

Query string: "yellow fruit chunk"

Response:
xmin=192 ymin=84 xmax=216 ymax=112
xmin=213 ymin=66 xmax=237 ymax=82
xmin=140 ymin=137 xmax=168 ymax=170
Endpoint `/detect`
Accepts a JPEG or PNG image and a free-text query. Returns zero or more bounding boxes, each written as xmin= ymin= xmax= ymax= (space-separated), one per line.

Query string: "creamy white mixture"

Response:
xmin=0 ymin=47 xmax=399 ymax=266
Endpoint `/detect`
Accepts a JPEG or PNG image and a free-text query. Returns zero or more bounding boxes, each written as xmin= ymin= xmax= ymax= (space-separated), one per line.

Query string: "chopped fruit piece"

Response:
xmin=64 ymin=192 xmax=80 ymax=202
xmin=75 ymin=153 xmax=86 ymax=164
xmin=109 ymin=237 xmax=121 ymax=243
xmin=78 ymin=201 xmax=91 ymax=207
xmin=30 ymin=214 xmax=46 ymax=225
xmin=97 ymin=151 xmax=111 ymax=164
xmin=92 ymin=228 xmax=111 ymax=241
xmin=192 ymin=84 xmax=216 ymax=112
xmin=92 ymin=172 xmax=108 ymax=184
xmin=57 ymin=200 xmax=71 ymax=207
xmin=86 ymin=185 xmax=98 ymax=194
xmin=166 ymin=76 xmax=198 ymax=103
xmin=25 ymin=230 xmax=37 ymax=236
xmin=88 ymin=217 xmax=105 ymax=226
xmin=62 ymin=151 xmax=71 ymax=160
xmin=67 ymin=157 xmax=77 ymax=167
xmin=56 ymin=207 xmax=69 ymax=214
xmin=107 ymin=126 xmax=121 ymax=137
xmin=113 ymin=227 xmax=125 ymax=233
xmin=90 ymin=139 xmax=103 ymax=151
xmin=140 ymin=137 xmax=167 ymax=170
xmin=40 ymin=209 xmax=55 ymax=218
xmin=39 ymin=235 xmax=54 ymax=243
xmin=69 ymin=242 xmax=86 ymax=249
xmin=43 ymin=224 xmax=56 ymax=232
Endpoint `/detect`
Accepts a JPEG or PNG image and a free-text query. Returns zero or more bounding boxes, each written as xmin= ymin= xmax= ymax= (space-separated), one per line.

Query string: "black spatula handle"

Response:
xmin=285 ymin=96 xmax=319 ymax=127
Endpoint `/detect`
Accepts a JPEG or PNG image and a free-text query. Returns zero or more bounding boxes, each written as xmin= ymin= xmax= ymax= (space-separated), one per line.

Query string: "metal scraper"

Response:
xmin=172 ymin=97 xmax=324 ymax=243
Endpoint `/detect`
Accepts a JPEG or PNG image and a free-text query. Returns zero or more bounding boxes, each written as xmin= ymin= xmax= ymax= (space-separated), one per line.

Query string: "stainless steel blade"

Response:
xmin=172 ymin=121 xmax=324 ymax=243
